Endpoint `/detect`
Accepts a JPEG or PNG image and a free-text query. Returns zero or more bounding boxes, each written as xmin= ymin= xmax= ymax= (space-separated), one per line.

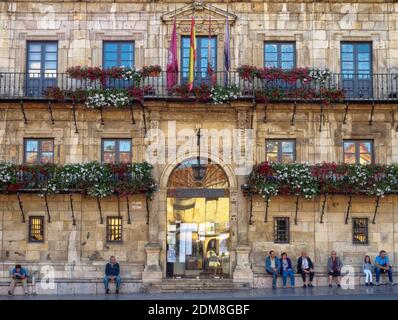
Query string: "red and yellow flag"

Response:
xmin=187 ymin=16 xmax=196 ymax=91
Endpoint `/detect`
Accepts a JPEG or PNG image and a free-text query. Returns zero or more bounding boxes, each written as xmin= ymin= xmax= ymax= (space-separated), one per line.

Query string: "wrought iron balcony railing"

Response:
xmin=0 ymin=71 xmax=397 ymax=102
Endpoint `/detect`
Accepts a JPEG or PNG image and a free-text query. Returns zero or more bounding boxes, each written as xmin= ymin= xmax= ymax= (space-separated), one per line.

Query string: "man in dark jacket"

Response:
xmin=104 ymin=256 xmax=121 ymax=294
xmin=297 ymin=251 xmax=315 ymax=288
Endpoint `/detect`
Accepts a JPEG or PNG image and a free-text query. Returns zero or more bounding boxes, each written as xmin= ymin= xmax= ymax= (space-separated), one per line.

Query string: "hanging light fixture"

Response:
xmin=192 ymin=128 xmax=206 ymax=181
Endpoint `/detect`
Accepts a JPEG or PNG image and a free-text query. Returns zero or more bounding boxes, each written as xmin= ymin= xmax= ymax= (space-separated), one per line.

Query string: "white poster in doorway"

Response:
xmin=131 ymin=201 xmax=142 ymax=209
xmin=167 ymin=249 xmax=176 ymax=263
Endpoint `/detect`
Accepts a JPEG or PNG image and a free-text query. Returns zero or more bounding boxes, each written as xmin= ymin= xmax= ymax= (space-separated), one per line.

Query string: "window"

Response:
xmin=24 ymin=139 xmax=54 ymax=164
xmin=343 ymin=140 xmax=373 ymax=164
xmin=341 ymin=42 xmax=372 ymax=98
xmin=103 ymin=41 xmax=135 ymax=68
xmin=352 ymin=218 xmax=368 ymax=245
xmin=274 ymin=217 xmax=290 ymax=243
xmin=266 ymin=140 xmax=295 ymax=163
xmin=106 ymin=217 xmax=122 ymax=242
xmin=101 ymin=139 xmax=132 ymax=163
xmin=181 ymin=36 xmax=217 ymax=82
xmin=29 ymin=216 xmax=44 ymax=242
xmin=264 ymin=42 xmax=296 ymax=69
xmin=26 ymin=41 xmax=58 ymax=97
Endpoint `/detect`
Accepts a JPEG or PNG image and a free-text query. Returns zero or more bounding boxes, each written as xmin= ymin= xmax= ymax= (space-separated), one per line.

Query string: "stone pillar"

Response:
xmin=233 ymin=245 xmax=253 ymax=286
xmin=142 ymin=111 xmax=163 ymax=284
xmin=232 ymin=106 xmax=253 ymax=285
xmin=233 ymin=174 xmax=253 ymax=285
xmin=142 ymin=243 xmax=163 ymax=284
xmin=142 ymin=174 xmax=163 ymax=283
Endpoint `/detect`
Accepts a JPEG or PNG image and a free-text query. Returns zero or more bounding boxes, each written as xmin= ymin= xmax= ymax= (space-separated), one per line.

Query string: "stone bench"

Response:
xmin=0 ymin=278 xmax=142 ymax=295
xmin=253 ymin=271 xmax=398 ymax=288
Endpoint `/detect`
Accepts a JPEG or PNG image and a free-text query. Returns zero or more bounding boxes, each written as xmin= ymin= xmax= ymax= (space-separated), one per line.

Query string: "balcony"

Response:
xmin=2 ymin=162 xmax=155 ymax=196
xmin=0 ymin=71 xmax=397 ymax=102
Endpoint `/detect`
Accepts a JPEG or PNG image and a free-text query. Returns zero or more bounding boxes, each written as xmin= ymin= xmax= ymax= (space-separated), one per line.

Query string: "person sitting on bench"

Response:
xmin=8 ymin=264 xmax=29 ymax=296
xmin=103 ymin=256 xmax=122 ymax=294
xmin=375 ymin=250 xmax=395 ymax=286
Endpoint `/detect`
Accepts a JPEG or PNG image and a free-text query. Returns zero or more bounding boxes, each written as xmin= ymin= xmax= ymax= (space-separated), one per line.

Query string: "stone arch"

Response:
xmin=159 ymin=152 xmax=238 ymax=191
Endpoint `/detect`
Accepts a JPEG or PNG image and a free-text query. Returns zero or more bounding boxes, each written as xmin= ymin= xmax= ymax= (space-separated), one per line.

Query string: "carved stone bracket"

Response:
xmin=161 ymin=1 xmax=237 ymax=24
xmin=161 ymin=1 xmax=236 ymax=37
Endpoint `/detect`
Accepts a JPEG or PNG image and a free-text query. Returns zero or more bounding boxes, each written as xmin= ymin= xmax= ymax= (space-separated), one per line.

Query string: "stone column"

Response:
xmin=232 ymin=106 xmax=253 ymax=286
xmin=142 ymin=111 xmax=163 ymax=284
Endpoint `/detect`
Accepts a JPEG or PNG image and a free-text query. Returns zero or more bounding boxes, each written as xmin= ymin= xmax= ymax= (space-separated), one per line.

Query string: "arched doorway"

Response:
xmin=165 ymin=158 xmax=231 ymax=279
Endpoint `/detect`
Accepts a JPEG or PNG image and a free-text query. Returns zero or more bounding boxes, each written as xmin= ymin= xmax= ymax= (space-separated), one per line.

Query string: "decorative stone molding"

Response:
xmin=18 ymin=32 xmax=66 ymax=41
xmin=161 ymin=1 xmax=237 ymax=24
xmin=91 ymin=31 xmax=144 ymax=41
xmin=257 ymin=33 xmax=304 ymax=42
xmin=161 ymin=1 xmax=236 ymax=37
xmin=237 ymin=108 xmax=248 ymax=130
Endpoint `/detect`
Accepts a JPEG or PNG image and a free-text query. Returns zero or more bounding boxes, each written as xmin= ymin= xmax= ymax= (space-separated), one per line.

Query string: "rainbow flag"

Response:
xmin=187 ymin=16 xmax=196 ymax=91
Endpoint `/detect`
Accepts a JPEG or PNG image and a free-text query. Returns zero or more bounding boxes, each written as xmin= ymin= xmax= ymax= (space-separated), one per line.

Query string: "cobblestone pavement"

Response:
xmin=1 ymin=285 xmax=398 ymax=300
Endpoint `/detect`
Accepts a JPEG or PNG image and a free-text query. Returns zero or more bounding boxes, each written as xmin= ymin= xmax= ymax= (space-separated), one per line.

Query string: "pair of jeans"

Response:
xmin=375 ymin=267 xmax=393 ymax=283
xmin=266 ymin=269 xmax=278 ymax=288
xmin=103 ymin=275 xmax=122 ymax=289
xmin=363 ymin=270 xmax=373 ymax=283
xmin=282 ymin=269 xmax=295 ymax=287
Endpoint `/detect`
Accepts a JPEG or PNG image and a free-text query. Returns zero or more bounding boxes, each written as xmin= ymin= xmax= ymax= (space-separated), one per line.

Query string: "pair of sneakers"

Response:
xmin=105 ymin=288 xmax=119 ymax=294
xmin=8 ymin=290 xmax=29 ymax=296
xmin=376 ymin=282 xmax=395 ymax=286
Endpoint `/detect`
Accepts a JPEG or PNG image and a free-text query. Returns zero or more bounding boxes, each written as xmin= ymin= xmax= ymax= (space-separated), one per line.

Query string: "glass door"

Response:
xmin=181 ymin=36 xmax=217 ymax=84
xmin=166 ymin=197 xmax=230 ymax=278
xmin=26 ymin=41 xmax=58 ymax=97
xmin=341 ymin=42 xmax=372 ymax=99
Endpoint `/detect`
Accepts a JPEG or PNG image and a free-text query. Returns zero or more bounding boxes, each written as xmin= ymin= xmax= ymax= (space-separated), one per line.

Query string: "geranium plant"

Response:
xmin=85 ymin=89 xmax=130 ymax=108
xmin=210 ymin=84 xmax=239 ymax=104
xmin=141 ymin=65 xmax=162 ymax=77
xmin=237 ymin=65 xmax=259 ymax=81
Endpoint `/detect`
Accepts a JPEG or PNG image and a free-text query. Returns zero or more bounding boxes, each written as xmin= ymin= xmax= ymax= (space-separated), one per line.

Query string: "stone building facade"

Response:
xmin=1 ymin=0 xmax=398 ymax=293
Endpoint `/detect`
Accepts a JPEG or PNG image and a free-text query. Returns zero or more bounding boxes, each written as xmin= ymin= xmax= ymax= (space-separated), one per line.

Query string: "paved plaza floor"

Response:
xmin=1 ymin=285 xmax=398 ymax=300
